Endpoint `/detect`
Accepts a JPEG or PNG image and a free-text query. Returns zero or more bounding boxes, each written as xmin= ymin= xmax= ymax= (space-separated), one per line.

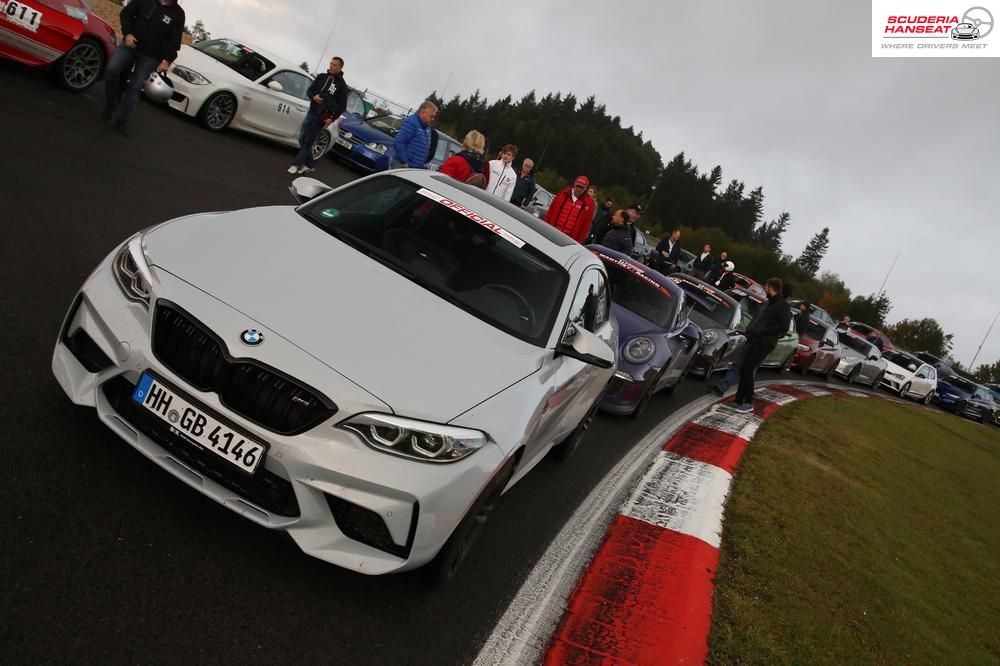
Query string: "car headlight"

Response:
xmin=112 ymin=235 xmax=153 ymax=308
xmin=623 ymin=337 xmax=655 ymax=364
xmin=797 ymin=344 xmax=810 ymax=352
xmin=340 ymin=413 xmax=486 ymax=463
xmin=171 ymin=65 xmax=210 ymax=85
xmin=887 ymin=372 xmax=903 ymax=379
xmin=702 ymin=329 xmax=718 ymax=345
xmin=364 ymin=142 xmax=389 ymax=154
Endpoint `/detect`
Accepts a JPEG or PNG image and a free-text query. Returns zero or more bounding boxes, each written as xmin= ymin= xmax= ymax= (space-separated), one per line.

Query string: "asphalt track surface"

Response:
xmin=0 ymin=61 xmax=929 ymax=664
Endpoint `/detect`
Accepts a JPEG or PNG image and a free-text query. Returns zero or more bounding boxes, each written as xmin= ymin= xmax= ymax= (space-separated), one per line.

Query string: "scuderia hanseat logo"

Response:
xmin=872 ymin=3 xmax=996 ymax=57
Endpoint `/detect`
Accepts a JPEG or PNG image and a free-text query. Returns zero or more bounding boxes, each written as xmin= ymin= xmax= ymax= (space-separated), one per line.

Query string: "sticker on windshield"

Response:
xmin=416 ymin=188 xmax=526 ymax=248
xmin=594 ymin=251 xmax=672 ymax=297
xmin=670 ymin=275 xmax=731 ymax=307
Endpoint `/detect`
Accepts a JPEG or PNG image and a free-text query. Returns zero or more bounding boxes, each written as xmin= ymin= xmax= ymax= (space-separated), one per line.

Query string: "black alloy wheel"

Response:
xmin=552 ymin=400 xmax=599 ymax=461
xmin=901 ymin=382 xmax=912 ymax=399
xmin=848 ymin=365 xmax=861 ymax=385
xmin=871 ymin=371 xmax=884 ymax=388
xmin=200 ymin=92 xmax=237 ymax=131
xmin=424 ymin=459 xmax=515 ymax=587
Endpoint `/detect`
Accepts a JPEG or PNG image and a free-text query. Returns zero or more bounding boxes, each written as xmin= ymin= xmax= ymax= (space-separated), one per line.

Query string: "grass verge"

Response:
xmin=708 ymin=395 xmax=1000 ymax=665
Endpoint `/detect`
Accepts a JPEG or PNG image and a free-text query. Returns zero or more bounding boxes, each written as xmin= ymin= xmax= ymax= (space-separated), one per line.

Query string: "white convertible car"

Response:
xmin=52 ymin=170 xmax=616 ymax=584
xmin=166 ymin=38 xmax=362 ymax=161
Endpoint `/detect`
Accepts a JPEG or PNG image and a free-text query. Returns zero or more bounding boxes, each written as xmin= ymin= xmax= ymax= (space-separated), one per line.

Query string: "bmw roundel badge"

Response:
xmin=240 ymin=329 xmax=264 ymax=346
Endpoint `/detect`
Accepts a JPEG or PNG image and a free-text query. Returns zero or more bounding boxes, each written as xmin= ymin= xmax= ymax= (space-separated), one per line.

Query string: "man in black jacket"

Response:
xmin=510 ymin=159 xmax=537 ymax=207
xmin=289 ymin=57 xmax=349 ymax=174
xmin=103 ymin=0 xmax=185 ymax=135
xmin=598 ymin=210 xmax=633 ymax=255
xmin=654 ymin=229 xmax=682 ymax=273
xmin=730 ymin=278 xmax=793 ymax=412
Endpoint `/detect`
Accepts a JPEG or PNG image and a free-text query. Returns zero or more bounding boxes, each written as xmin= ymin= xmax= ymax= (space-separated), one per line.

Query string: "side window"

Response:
xmin=825 ymin=330 xmax=839 ymax=346
xmin=265 ymin=71 xmax=312 ymax=100
xmin=915 ymin=366 xmax=929 ymax=379
xmin=567 ymin=268 xmax=609 ymax=334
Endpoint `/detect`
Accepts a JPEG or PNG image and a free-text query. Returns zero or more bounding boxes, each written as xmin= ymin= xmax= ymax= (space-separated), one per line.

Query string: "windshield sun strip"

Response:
xmin=416 ymin=188 xmax=526 ymax=248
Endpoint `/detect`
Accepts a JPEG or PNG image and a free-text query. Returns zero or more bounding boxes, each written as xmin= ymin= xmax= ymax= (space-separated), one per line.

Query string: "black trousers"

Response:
xmin=734 ymin=339 xmax=775 ymax=405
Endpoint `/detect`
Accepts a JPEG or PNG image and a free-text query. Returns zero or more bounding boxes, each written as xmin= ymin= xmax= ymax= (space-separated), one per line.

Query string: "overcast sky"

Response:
xmin=179 ymin=0 xmax=999 ymax=367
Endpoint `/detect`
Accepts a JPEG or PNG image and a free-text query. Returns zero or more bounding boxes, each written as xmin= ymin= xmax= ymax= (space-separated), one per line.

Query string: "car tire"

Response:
xmin=199 ymin=92 xmax=237 ymax=131
xmin=703 ymin=353 xmax=719 ymax=381
xmin=311 ymin=129 xmax=332 ymax=161
xmin=922 ymin=390 xmax=934 ymax=405
xmin=823 ymin=361 xmax=836 ymax=380
xmin=780 ymin=351 xmax=795 ymax=374
xmin=632 ymin=368 xmax=666 ymax=418
xmin=56 ymin=37 xmax=105 ymax=92
xmin=798 ymin=355 xmax=814 ymax=375
xmin=424 ymin=458 xmax=515 ymax=588
xmin=870 ymin=371 xmax=884 ymax=389
xmin=848 ymin=365 xmax=861 ymax=385
xmin=900 ymin=382 xmax=911 ymax=399
xmin=664 ymin=365 xmax=686 ymax=396
xmin=552 ymin=400 xmax=599 ymax=461
xmin=953 ymin=401 xmax=967 ymax=415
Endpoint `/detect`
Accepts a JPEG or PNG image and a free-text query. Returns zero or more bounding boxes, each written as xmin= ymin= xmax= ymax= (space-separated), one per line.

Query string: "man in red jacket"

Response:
xmin=545 ymin=176 xmax=596 ymax=243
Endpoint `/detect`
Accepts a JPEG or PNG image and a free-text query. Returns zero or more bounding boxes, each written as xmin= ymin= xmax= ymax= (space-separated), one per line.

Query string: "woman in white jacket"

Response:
xmin=486 ymin=144 xmax=518 ymax=202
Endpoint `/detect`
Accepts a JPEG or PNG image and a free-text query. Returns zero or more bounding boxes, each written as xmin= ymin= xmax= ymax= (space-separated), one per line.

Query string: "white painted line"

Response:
xmin=693 ymin=405 xmax=763 ymax=439
xmin=789 ymin=383 xmax=833 ymax=396
xmin=472 ymin=394 xmax=720 ymax=666
xmin=753 ymin=388 xmax=799 ymax=405
xmin=621 ymin=451 xmax=732 ymax=548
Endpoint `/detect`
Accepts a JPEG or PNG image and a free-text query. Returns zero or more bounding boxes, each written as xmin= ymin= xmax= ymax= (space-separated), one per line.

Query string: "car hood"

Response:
xmin=936 ymin=380 xmax=971 ymax=398
xmin=883 ymin=360 xmax=915 ymax=378
xmin=339 ymin=116 xmax=394 ymax=144
xmin=143 ymin=207 xmax=546 ymax=422
xmin=611 ymin=304 xmax=667 ymax=340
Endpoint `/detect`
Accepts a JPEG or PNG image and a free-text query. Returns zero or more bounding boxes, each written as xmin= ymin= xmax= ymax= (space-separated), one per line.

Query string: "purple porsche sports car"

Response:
xmin=590 ymin=247 xmax=702 ymax=416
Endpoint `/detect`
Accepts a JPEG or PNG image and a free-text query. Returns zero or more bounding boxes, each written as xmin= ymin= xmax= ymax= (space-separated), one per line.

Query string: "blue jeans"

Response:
xmin=104 ymin=46 xmax=159 ymax=123
xmin=716 ymin=343 xmax=758 ymax=392
xmin=292 ymin=111 xmax=324 ymax=167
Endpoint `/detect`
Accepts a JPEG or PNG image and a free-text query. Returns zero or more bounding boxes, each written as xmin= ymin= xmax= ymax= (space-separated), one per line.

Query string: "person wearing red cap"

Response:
xmin=545 ymin=176 xmax=596 ymax=243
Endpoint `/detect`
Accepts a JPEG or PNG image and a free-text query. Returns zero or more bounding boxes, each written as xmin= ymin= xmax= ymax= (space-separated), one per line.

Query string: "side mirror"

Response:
xmin=558 ymin=324 xmax=615 ymax=369
xmin=266 ymin=80 xmax=284 ymax=92
xmin=868 ymin=354 xmax=879 ymax=361
xmin=289 ymin=176 xmax=333 ymax=205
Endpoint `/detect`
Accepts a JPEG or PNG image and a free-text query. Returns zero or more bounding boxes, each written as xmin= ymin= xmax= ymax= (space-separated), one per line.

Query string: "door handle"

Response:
xmin=295 ymin=105 xmax=307 ymax=112
xmin=242 ymin=94 xmax=252 ymax=101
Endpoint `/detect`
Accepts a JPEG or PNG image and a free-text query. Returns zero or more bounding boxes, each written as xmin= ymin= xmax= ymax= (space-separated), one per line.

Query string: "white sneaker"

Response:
xmin=287 ymin=165 xmax=301 ymax=174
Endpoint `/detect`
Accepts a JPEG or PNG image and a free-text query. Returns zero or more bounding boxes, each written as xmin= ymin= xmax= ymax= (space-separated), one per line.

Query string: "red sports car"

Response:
xmin=732 ymin=272 xmax=766 ymax=300
xmin=791 ymin=317 xmax=842 ymax=378
xmin=1 ymin=0 xmax=116 ymax=91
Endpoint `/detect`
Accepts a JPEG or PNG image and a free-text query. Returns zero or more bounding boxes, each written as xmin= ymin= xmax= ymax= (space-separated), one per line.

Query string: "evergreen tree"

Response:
xmin=797 ymin=227 xmax=830 ymax=278
xmin=753 ymin=211 xmax=790 ymax=254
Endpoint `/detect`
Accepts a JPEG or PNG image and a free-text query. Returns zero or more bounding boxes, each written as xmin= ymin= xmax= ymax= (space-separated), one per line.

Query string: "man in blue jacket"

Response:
xmin=392 ymin=101 xmax=438 ymax=169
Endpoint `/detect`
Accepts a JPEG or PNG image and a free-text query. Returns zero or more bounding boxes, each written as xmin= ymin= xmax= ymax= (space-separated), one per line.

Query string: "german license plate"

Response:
xmin=334 ymin=137 xmax=352 ymax=149
xmin=132 ymin=373 xmax=267 ymax=474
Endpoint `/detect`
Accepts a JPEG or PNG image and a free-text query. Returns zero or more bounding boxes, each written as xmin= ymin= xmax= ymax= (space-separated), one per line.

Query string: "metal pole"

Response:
xmin=877 ymin=249 xmax=901 ymax=298
xmin=968 ymin=307 xmax=1000 ymax=370
xmin=314 ymin=6 xmax=339 ymax=74
xmin=440 ymin=71 xmax=453 ymax=100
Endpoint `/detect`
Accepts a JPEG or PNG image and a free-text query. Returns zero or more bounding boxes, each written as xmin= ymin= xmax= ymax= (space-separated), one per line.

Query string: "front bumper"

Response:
xmin=51 ymin=248 xmax=505 ymax=575
xmin=686 ymin=352 xmax=714 ymax=377
xmin=165 ymin=74 xmax=214 ymax=117
xmin=329 ymin=139 xmax=390 ymax=173
xmin=600 ymin=366 xmax=658 ymax=415
xmin=880 ymin=374 xmax=906 ymax=392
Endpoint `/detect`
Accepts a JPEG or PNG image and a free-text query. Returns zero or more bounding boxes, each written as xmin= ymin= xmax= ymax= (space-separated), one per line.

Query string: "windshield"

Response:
xmin=671 ymin=278 xmax=734 ymax=328
xmin=298 ymin=177 xmax=568 ymax=345
xmin=803 ymin=320 xmax=828 ymax=341
xmin=194 ymin=39 xmax=276 ymax=81
xmin=883 ymin=350 xmax=919 ymax=371
xmin=366 ymin=114 xmax=404 ymax=137
xmin=600 ymin=258 xmax=677 ymax=329
xmin=841 ymin=334 xmax=873 ymax=355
